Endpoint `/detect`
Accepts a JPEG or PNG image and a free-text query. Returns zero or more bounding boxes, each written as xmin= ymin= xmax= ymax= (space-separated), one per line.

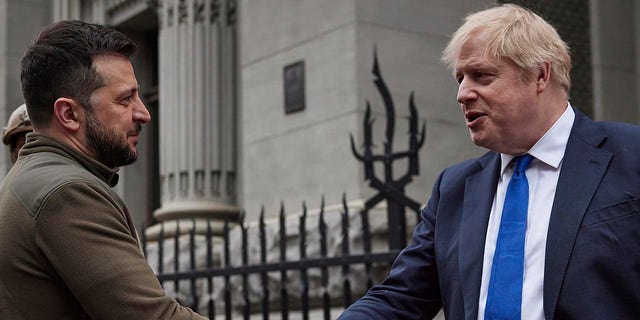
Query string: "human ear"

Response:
xmin=536 ymin=61 xmax=551 ymax=92
xmin=53 ymin=98 xmax=82 ymax=132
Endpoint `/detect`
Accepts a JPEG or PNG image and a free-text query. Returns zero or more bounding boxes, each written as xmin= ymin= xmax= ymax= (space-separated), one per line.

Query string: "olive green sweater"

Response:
xmin=0 ymin=133 xmax=206 ymax=319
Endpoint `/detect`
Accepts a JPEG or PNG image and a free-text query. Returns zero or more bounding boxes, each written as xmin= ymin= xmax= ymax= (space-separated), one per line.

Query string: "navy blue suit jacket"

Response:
xmin=339 ymin=110 xmax=640 ymax=319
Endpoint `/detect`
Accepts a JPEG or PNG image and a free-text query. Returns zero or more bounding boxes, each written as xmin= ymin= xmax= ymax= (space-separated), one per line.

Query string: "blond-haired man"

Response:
xmin=340 ymin=4 xmax=640 ymax=319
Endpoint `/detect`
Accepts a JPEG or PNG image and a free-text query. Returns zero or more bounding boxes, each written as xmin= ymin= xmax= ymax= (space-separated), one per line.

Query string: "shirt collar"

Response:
xmin=500 ymin=102 xmax=575 ymax=175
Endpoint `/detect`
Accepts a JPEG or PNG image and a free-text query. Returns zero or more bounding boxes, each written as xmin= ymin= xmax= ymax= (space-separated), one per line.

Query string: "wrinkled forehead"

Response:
xmin=452 ymin=33 xmax=501 ymax=72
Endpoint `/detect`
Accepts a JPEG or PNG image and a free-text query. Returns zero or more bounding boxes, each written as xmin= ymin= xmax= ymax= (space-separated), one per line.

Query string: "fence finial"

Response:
xmin=350 ymin=47 xmax=427 ymax=250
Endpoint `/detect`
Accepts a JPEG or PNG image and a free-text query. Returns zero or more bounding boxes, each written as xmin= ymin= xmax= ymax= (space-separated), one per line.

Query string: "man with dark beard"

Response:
xmin=0 ymin=20 xmax=207 ymax=319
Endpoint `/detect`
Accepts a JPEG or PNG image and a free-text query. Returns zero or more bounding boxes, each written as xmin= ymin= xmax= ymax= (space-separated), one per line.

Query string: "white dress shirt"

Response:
xmin=477 ymin=104 xmax=575 ymax=320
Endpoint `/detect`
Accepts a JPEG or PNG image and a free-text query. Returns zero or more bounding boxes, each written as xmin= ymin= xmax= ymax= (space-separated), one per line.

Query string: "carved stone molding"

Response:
xmin=105 ymin=0 xmax=150 ymax=25
xmin=155 ymin=0 xmax=235 ymax=29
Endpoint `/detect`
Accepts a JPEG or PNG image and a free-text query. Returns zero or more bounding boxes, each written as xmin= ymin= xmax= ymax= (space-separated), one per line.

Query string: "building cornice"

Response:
xmin=105 ymin=0 xmax=151 ymax=26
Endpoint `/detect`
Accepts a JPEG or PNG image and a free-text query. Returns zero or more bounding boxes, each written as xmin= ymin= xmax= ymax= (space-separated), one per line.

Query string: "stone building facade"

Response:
xmin=1 ymin=0 xmax=639 ymax=254
xmin=2 ymin=0 xmax=640 ymax=317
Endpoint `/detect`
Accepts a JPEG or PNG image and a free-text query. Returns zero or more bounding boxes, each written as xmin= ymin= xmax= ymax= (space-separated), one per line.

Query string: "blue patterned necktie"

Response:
xmin=485 ymin=154 xmax=534 ymax=320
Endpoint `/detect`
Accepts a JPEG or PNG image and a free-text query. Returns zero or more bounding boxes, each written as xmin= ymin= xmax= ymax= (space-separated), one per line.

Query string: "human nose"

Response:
xmin=456 ymin=78 xmax=478 ymax=105
xmin=133 ymin=99 xmax=151 ymax=124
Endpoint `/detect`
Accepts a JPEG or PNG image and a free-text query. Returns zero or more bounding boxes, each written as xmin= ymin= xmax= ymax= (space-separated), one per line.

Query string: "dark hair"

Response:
xmin=20 ymin=20 xmax=137 ymax=128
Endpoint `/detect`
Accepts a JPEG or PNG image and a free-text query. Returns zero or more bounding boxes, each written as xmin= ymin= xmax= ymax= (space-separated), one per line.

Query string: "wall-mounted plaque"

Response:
xmin=283 ymin=60 xmax=305 ymax=114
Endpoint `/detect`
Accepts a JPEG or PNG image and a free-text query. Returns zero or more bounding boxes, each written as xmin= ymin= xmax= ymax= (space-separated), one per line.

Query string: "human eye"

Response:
xmin=455 ymin=73 xmax=463 ymax=84
xmin=474 ymin=70 xmax=494 ymax=82
xmin=473 ymin=71 xmax=487 ymax=78
xmin=120 ymin=94 xmax=132 ymax=105
xmin=120 ymin=89 xmax=137 ymax=105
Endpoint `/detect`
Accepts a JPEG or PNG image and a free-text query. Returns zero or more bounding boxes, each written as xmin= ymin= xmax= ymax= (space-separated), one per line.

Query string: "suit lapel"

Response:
xmin=459 ymin=153 xmax=500 ymax=319
xmin=543 ymin=112 xmax=612 ymax=319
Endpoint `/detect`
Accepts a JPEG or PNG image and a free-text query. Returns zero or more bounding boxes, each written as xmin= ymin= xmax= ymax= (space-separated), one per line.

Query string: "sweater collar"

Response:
xmin=20 ymin=133 xmax=120 ymax=187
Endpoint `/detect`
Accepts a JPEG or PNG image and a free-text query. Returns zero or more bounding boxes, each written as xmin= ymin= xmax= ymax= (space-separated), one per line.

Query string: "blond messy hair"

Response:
xmin=442 ymin=4 xmax=571 ymax=94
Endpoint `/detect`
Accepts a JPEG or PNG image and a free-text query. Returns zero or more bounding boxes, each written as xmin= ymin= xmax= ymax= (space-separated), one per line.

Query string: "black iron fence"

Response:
xmin=142 ymin=50 xmax=426 ymax=319
xmin=142 ymin=195 xmax=408 ymax=319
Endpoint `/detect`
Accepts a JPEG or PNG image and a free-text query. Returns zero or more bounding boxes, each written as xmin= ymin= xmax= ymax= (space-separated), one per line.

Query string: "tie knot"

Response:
xmin=514 ymin=154 xmax=534 ymax=173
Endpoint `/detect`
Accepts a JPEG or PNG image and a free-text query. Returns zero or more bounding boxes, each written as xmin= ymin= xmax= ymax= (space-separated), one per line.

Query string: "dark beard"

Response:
xmin=86 ymin=112 xmax=139 ymax=168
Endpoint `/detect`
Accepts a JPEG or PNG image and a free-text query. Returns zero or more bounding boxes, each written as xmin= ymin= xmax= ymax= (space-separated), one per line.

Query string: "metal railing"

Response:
xmin=142 ymin=196 xmax=402 ymax=319
xmin=142 ymin=49 xmax=425 ymax=319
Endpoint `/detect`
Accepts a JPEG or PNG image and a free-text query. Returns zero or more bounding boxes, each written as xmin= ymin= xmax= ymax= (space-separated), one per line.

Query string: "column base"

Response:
xmin=153 ymin=200 xmax=241 ymax=222
xmin=145 ymin=200 xmax=241 ymax=241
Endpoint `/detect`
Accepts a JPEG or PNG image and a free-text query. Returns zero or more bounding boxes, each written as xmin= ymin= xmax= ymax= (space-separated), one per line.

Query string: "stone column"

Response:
xmin=155 ymin=0 xmax=239 ymax=222
xmin=53 ymin=0 xmax=81 ymax=20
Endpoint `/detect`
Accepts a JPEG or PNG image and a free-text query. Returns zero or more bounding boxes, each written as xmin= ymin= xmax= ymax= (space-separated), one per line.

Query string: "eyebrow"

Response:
xmin=116 ymin=87 xmax=138 ymax=100
xmin=455 ymin=60 xmax=500 ymax=75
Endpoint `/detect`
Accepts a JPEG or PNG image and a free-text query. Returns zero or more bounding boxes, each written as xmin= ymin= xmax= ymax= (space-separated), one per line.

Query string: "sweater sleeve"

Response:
xmin=34 ymin=181 xmax=208 ymax=320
